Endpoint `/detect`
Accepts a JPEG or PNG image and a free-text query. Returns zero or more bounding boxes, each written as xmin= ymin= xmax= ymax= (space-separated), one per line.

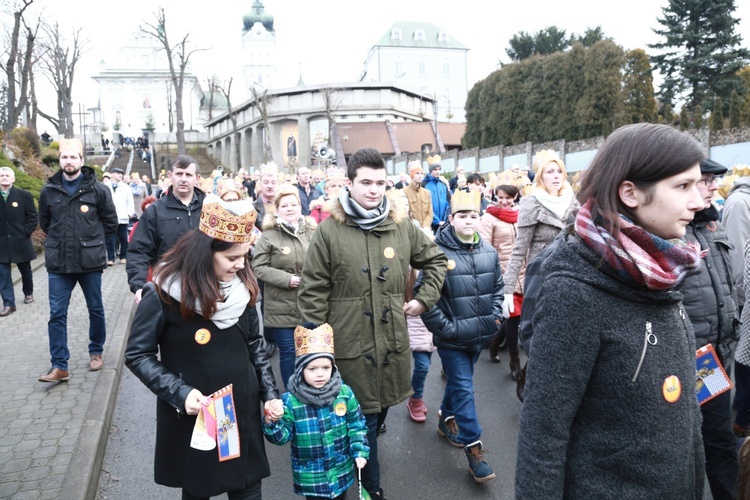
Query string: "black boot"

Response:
xmin=516 ymin=362 xmax=527 ymax=403
xmin=509 ymin=350 xmax=522 ymax=381
xmin=489 ymin=334 xmax=502 ymax=363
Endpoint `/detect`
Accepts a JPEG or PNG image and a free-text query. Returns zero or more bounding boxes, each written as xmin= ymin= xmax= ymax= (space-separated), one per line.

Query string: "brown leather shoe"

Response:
xmin=89 ymin=354 xmax=104 ymax=371
xmin=24 ymin=295 xmax=33 ymax=304
xmin=0 ymin=306 xmax=16 ymax=317
xmin=39 ymin=368 xmax=70 ymax=383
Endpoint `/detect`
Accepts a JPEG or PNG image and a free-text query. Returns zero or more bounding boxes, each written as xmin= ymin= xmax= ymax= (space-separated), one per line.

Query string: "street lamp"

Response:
xmin=434 ymin=94 xmax=453 ymax=122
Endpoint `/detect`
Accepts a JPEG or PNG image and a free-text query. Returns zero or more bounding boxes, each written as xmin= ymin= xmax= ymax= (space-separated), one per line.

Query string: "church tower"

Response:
xmin=242 ymin=1 xmax=277 ymax=96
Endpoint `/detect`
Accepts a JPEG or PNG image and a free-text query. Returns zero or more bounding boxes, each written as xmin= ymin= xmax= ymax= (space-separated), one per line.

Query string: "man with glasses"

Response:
xmin=681 ymin=158 xmax=739 ymax=499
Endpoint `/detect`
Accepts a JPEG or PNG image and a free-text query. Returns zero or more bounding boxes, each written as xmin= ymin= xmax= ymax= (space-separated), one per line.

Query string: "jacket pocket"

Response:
xmin=386 ymin=294 xmax=410 ymax=353
xmin=80 ymin=238 xmax=105 ymax=268
xmin=45 ymin=240 xmax=60 ymax=267
xmin=327 ymin=297 xmax=367 ymax=359
xmin=631 ymin=321 xmax=657 ymax=383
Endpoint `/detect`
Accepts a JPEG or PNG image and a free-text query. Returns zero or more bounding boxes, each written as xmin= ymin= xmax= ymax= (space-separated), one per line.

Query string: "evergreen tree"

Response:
xmin=571 ymin=26 xmax=609 ymax=47
xmin=693 ymin=105 xmax=703 ymax=128
xmin=664 ymin=103 xmax=674 ymax=125
xmin=679 ymin=106 xmax=690 ymax=130
xmin=729 ymin=90 xmax=742 ymax=128
xmin=650 ymin=0 xmax=750 ymax=110
xmin=622 ymin=49 xmax=658 ymax=124
xmin=576 ymin=41 xmax=625 ymax=137
xmin=739 ymin=66 xmax=750 ymax=126
xmin=711 ymin=96 xmax=725 ymax=130
xmin=506 ymin=26 xmax=569 ymax=61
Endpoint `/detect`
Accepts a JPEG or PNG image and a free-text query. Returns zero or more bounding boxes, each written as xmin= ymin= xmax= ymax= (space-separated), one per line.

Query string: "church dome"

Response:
xmin=200 ymin=90 xmax=228 ymax=110
xmin=243 ymin=1 xmax=274 ymax=33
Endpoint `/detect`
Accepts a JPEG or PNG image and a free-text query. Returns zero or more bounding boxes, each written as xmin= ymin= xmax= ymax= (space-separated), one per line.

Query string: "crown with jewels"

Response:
xmin=426 ymin=154 xmax=442 ymax=166
xmin=294 ymin=323 xmax=335 ymax=357
xmin=259 ymin=161 xmax=278 ymax=178
xmin=451 ymin=188 xmax=481 ymax=214
xmin=199 ymin=194 xmax=257 ymax=243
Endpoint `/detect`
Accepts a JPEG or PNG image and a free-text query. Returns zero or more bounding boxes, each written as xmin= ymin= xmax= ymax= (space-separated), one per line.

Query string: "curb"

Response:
xmin=11 ymin=257 xmax=45 ymax=286
xmin=59 ymin=292 xmax=137 ymax=500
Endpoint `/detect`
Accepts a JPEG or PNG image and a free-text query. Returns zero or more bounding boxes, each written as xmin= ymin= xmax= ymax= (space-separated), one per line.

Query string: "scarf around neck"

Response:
xmin=338 ymin=187 xmax=390 ymax=230
xmin=160 ymin=273 xmax=250 ymax=328
xmin=533 ymin=186 xmax=575 ymax=220
xmin=287 ymin=354 xmax=343 ymax=407
xmin=487 ymin=205 xmax=518 ymax=224
xmin=574 ymin=200 xmax=704 ymax=290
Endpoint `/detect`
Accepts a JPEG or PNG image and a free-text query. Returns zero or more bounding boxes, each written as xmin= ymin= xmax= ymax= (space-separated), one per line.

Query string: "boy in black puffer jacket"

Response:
xmin=418 ymin=189 xmax=504 ymax=483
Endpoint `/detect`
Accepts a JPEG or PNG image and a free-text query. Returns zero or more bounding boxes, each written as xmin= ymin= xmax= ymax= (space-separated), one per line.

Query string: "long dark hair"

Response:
xmin=578 ymin=123 xmax=705 ymax=235
xmin=153 ymin=229 xmax=259 ymax=320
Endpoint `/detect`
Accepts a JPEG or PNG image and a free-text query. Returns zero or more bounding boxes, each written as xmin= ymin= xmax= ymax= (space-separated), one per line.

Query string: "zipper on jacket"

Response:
xmin=631 ymin=321 xmax=657 ymax=383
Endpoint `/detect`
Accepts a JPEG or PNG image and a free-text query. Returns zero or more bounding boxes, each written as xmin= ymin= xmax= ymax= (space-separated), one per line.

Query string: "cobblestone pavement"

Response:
xmin=0 ymin=260 xmax=134 ymax=500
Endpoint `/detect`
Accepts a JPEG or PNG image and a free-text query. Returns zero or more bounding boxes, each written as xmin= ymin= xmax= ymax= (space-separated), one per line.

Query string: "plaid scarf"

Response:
xmin=574 ymin=200 xmax=704 ymax=290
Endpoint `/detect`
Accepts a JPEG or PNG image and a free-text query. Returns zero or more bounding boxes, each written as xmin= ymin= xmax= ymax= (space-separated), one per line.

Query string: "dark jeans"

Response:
xmin=735 ymin=361 xmax=750 ymax=427
xmin=499 ymin=315 xmax=521 ymax=353
xmin=438 ymin=348 xmax=482 ymax=445
xmin=306 ymin=492 xmax=346 ymax=500
xmin=106 ymin=223 xmax=129 ymax=260
xmin=411 ymin=351 xmax=432 ymax=399
xmin=701 ymin=389 xmax=739 ymax=499
xmin=181 ymin=480 xmax=262 ymax=500
xmin=0 ymin=261 xmax=32 ymax=307
xmin=47 ymin=271 xmax=105 ymax=371
xmin=266 ymin=326 xmax=294 ymax=390
xmin=362 ymin=408 xmax=389 ymax=494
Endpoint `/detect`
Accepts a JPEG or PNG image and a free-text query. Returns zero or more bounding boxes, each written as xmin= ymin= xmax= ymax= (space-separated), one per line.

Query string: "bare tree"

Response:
xmin=141 ymin=8 xmax=205 ymax=154
xmin=320 ymin=87 xmax=342 ymax=147
xmin=218 ymin=77 xmax=241 ymax=173
xmin=165 ymin=81 xmax=174 ymax=132
xmin=1 ymin=0 xmax=33 ymax=132
xmin=36 ymin=22 xmax=86 ymax=138
xmin=205 ymin=75 xmax=220 ymax=121
xmin=250 ymin=85 xmax=273 ymax=162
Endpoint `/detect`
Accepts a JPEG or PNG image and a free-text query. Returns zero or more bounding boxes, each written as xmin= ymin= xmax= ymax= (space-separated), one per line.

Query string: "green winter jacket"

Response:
xmin=298 ymin=196 xmax=447 ymax=414
xmin=251 ymin=214 xmax=316 ymax=328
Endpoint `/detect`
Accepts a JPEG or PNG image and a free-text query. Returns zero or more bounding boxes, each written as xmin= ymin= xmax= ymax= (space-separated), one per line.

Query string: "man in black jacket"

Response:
xmin=0 ymin=167 xmax=38 ymax=315
xmin=127 ymin=155 xmax=205 ymax=303
xmin=38 ymin=139 xmax=118 ymax=382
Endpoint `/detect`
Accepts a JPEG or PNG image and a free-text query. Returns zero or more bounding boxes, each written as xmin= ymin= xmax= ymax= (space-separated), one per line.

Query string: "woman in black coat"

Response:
xmin=126 ymin=195 xmax=281 ymax=500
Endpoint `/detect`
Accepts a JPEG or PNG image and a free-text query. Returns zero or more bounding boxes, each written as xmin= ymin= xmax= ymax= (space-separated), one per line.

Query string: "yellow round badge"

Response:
xmin=80 ymin=205 xmax=89 ymax=213
xmin=334 ymin=401 xmax=347 ymax=416
xmin=195 ymin=328 xmax=211 ymax=345
xmin=447 ymin=259 xmax=456 ymax=271
xmin=662 ymin=375 xmax=681 ymax=403
xmin=383 ymin=247 xmax=395 ymax=259
xmin=11 ymin=202 xmax=18 ymax=207
xmin=280 ymin=247 xmax=291 ymax=255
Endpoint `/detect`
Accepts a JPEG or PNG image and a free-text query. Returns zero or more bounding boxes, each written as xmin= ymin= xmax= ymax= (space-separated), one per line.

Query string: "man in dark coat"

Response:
xmin=38 ymin=139 xmax=118 ymax=382
xmin=0 ymin=167 xmax=38 ymax=315
xmin=127 ymin=155 xmax=205 ymax=304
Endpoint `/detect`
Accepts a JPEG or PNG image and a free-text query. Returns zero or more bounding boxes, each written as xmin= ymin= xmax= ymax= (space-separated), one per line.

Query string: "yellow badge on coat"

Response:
xmin=334 ymin=401 xmax=347 ymax=416
xmin=80 ymin=205 xmax=89 ymax=213
xmin=11 ymin=202 xmax=18 ymax=207
xmin=280 ymin=246 xmax=291 ymax=255
xmin=662 ymin=375 xmax=681 ymax=403
xmin=447 ymin=259 xmax=456 ymax=271
xmin=195 ymin=328 xmax=211 ymax=345
xmin=383 ymin=247 xmax=395 ymax=259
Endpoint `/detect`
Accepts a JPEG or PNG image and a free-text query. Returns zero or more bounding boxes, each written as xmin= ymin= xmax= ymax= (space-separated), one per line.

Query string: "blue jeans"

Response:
xmin=107 ymin=224 xmax=129 ymax=260
xmin=48 ymin=271 xmax=106 ymax=371
xmin=266 ymin=327 xmax=294 ymax=390
xmin=411 ymin=351 xmax=433 ymax=399
xmin=361 ymin=408 xmax=388 ymax=494
xmin=437 ymin=348 xmax=481 ymax=445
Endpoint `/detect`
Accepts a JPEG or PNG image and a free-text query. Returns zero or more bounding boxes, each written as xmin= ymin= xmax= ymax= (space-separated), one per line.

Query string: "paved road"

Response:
xmin=97 ymin=331 xmax=524 ymax=499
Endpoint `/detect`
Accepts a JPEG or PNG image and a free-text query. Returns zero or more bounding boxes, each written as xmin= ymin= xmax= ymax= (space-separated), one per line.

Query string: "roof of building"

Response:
xmin=200 ymin=90 xmax=229 ymax=110
xmin=337 ymin=121 xmax=465 ymax=156
xmin=374 ymin=22 xmax=467 ymax=50
xmin=243 ymin=0 xmax=274 ymax=33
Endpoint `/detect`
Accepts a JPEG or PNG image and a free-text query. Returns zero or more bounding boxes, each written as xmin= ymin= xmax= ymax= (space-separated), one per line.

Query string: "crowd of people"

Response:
xmin=4 ymin=125 xmax=750 ymax=498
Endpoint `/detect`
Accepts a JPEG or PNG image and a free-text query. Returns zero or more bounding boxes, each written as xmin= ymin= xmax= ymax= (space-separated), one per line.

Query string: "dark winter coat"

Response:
xmin=420 ymin=225 xmax=503 ymax=352
xmin=682 ymin=206 xmax=738 ymax=368
xmin=126 ymin=187 xmax=205 ymax=293
xmin=0 ymin=186 xmax=38 ymax=263
xmin=516 ymin=230 xmax=704 ymax=499
xmin=297 ymin=196 xmax=447 ymax=414
xmin=125 ymin=283 xmax=279 ymax=498
xmin=39 ymin=166 xmax=117 ymax=273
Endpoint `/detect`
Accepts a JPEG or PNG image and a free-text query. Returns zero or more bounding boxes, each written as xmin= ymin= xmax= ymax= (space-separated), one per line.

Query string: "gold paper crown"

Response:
xmin=451 ymin=189 xmax=481 ymax=214
xmin=533 ymin=149 xmax=564 ymax=173
xmin=259 ymin=162 xmax=278 ymax=178
xmin=59 ymin=138 xmax=84 ymax=157
xmin=325 ymin=168 xmax=345 ymax=181
xmin=426 ymin=154 xmax=442 ymax=166
xmin=199 ymin=194 xmax=257 ymax=243
xmin=294 ymin=323 xmax=335 ymax=357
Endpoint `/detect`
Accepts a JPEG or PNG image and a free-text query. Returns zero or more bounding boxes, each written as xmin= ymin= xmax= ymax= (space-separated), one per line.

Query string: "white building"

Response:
xmin=241 ymin=0 xmax=278 ymax=96
xmin=360 ymin=22 xmax=469 ymax=122
xmin=92 ymin=31 xmax=216 ymax=142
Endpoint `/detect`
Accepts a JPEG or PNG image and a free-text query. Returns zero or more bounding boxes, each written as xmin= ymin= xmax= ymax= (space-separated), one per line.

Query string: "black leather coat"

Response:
xmin=125 ymin=283 xmax=279 ymax=497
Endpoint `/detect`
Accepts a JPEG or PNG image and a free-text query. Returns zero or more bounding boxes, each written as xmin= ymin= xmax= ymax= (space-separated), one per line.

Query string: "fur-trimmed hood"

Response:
xmin=327 ymin=189 xmax=407 ymax=226
xmin=261 ymin=212 xmax=317 ymax=233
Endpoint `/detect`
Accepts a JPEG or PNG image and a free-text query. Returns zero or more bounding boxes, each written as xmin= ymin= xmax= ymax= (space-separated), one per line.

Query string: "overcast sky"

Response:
xmin=5 ymin=0 xmax=750 ymax=130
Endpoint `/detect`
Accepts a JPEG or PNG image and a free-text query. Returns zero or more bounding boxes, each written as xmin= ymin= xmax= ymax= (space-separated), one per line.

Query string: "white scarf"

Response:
xmin=161 ymin=273 xmax=250 ymax=329
xmin=532 ymin=185 xmax=575 ymax=221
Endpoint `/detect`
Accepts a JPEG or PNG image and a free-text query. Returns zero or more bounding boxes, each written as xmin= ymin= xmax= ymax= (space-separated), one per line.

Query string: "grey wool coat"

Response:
xmin=516 ymin=230 xmax=704 ymax=499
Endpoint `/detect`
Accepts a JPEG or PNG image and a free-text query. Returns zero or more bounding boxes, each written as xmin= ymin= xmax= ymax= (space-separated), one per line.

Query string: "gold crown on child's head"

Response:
xmin=426 ymin=154 xmax=442 ymax=166
xmin=451 ymin=189 xmax=481 ymax=214
xmin=199 ymin=194 xmax=257 ymax=243
xmin=294 ymin=323 xmax=335 ymax=357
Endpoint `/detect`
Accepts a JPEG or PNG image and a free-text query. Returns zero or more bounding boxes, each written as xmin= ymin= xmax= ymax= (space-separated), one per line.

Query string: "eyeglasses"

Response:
xmin=698 ymin=175 xmax=722 ymax=186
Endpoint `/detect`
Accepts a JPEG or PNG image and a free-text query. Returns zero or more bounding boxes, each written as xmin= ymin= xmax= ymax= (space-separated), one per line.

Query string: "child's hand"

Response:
xmin=263 ymin=399 xmax=284 ymax=423
xmin=355 ymin=457 xmax=367 ymax=469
